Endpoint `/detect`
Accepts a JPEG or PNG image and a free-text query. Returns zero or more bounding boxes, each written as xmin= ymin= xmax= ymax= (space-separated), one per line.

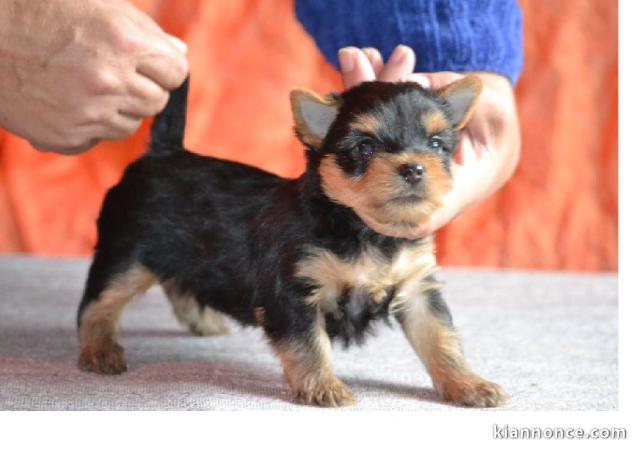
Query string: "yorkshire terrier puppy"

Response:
xmin=77 ymin=75 xmax=508 ymax=408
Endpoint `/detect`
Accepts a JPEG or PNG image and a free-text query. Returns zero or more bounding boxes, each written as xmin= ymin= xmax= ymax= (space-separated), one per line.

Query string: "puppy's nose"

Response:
xmin=398 ymin=163 xmax=424 ymax=185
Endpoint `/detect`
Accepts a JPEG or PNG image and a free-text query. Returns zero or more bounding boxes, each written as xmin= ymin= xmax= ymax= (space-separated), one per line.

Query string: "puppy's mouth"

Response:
xmin=388 ymin=193 xmax=426 ymax=204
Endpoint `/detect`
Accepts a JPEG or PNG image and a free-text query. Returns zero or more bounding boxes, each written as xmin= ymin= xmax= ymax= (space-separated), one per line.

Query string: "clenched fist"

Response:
xmin=0 ymin=0 xmax=189 ymax=154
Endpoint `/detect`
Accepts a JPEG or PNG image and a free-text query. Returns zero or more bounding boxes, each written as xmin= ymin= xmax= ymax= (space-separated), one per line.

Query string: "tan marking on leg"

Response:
xmin=422 ymin=110 xmax=449 ymax=134
xmin=271 ymin=320 xmax=356 ymax=407
xmin=78 ymin=265 xmax=156 ymax=374
xmin=162 ymin=281 xmax=229 ymax=336
xmin=402 ymin=294 xmax=509 ymax=407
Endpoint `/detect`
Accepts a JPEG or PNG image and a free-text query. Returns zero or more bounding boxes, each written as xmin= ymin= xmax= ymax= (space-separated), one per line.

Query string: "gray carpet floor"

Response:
xmin=0 ymin=256 xmax=617 ymax=410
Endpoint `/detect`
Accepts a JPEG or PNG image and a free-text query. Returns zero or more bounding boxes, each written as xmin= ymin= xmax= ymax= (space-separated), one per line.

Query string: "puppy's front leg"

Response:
xmin=262 ymin=308 xmax=356 ymax=408
xmin=397 ymin=289 xmax=508 ymax=407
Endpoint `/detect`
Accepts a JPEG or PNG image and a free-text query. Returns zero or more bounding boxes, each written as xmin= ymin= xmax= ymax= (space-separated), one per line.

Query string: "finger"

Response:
xmin=362 ymin=47 xmax=384 ymax=76
xmin=60 ymin=138 xmax=101 ymax=155
xmin=424 ymin=71 xmax=464 ymax=90
xmin=100 ymin=113 xmax=144 ymax=141
xmin=426 ymin=140 xmax=493 ymax=233
xmin=407 ymin=73 xmax=432 ymax=89
xmin=166 ymin=34 xmax=188 ymax=55
xmin=423 ymin=202 xmax=460 ymax=234
xmin=121 ymin=74 xmax=170 ymax=118
xmin=31 ymin=138 xmax=99 ymax=155
xmin=414 ymin=180 xmax=467 ymax=235
xmin=339 ymin=47 xmax=376 ymax=89
xmin=453 ymin=134 xmax=473 ymax=165
xmin=378 ymin=45 xmax=416 ymax=82
xmin=136 ymin=40 xmax=189 ymax=90
xmin=122 ymin=1 xmax=187 ymax=55
xmin=136 ymin=53 xmax=188 ymax=91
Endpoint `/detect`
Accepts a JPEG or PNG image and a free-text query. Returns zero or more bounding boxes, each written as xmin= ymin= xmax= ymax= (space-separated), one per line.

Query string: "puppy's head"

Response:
xmin=291 ymin=77 xmax=482 ymax=238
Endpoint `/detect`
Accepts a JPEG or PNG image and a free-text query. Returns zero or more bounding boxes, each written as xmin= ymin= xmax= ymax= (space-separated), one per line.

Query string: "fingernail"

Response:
xmin=362 ymin=47 xmax=378 ymax=58
xmin=388 ymin=45 xmax=407 ymax=64
xmin=167 ymin=35 xmax=188 ymax=54
xmin=338 ymin=48 xmax=355 ymax=72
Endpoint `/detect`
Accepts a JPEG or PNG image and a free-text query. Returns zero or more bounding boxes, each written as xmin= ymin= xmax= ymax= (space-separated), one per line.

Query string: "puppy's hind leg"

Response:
xmin=77 ymin=258 xmax=155 ymax=374
xmin=162 ymin=281 xmax=229 ymax=336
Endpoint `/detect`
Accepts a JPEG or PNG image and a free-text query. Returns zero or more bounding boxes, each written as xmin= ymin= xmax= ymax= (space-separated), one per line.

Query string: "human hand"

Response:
xmin=338 ymin=45 xmax=521 ymax=235
xmin=0 ymin=0 xmax=188 ymax=154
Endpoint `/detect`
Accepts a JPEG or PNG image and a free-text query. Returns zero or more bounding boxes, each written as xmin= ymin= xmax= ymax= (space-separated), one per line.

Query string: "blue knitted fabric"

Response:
xmin=295 ymin=0 xmax=523 ymax=85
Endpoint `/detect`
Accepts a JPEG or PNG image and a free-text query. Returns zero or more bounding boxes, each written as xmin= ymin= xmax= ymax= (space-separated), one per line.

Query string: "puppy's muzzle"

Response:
xmin=398 ymin=163 xmax=424 ymax=186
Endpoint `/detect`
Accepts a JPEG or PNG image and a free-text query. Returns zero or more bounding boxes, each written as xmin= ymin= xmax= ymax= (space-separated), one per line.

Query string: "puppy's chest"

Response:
xmin=295 ymin=239 xmax=438 ymax=317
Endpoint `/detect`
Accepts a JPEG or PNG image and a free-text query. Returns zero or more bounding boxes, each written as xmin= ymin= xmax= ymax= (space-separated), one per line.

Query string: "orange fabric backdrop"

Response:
xmin=0 ymin=0 xmax=618 ymax=271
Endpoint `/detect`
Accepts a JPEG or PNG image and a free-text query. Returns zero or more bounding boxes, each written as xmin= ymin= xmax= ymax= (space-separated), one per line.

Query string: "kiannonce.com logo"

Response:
xmin=493 ymin=424 xmax=627 ymax=440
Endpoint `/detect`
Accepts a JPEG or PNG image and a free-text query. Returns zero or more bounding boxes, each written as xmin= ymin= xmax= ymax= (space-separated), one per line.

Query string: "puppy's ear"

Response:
xmin=290 ymin=89 xmax=340 ymax=148
xmin=437 ymin=75 xmax=483 ymax=130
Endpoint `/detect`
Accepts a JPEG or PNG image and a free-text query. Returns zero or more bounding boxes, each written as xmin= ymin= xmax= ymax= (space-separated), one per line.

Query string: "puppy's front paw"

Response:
xmin=437 ymin=374 xmax=509 ymax=408
xmin=78 ymin=342 xmax=127 ymax=375
xmin=292 ymin=374 xmax=357 ymax=408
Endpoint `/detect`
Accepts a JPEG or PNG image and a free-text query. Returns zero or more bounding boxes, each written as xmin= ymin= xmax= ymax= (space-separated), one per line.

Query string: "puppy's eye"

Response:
xmin=429 ymin=137 xmax=444 ymax=150
xmin=356 ymin=139 xmax=376 ymax=157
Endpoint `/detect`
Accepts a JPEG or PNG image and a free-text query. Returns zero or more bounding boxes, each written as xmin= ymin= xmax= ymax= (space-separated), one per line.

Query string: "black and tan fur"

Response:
xmin=76 ymin=75 xmax=507 ymax=408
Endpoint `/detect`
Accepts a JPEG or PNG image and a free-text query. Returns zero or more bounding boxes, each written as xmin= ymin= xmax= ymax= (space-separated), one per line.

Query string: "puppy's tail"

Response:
xmin=149 ymin=76 xmax=189 ymax=154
